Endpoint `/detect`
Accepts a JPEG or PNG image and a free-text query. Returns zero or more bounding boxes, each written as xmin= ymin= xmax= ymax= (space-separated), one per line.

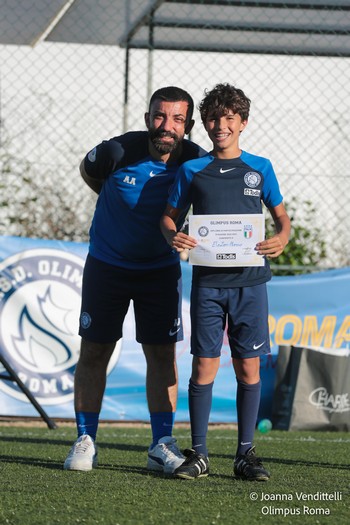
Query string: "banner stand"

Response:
xmin=0 ymin=353 xmax=57 ymax=429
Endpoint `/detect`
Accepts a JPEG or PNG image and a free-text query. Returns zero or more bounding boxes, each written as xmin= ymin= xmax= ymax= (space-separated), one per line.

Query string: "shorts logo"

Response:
xmin=244 ymin=172 xmax=261 ymax=188
xmin=169 ymin=317 xmax=181 ymax=336
xmin=80 ymin=311 xmax=91 ymax=329
xmin=0 ymin=249 xmax=120 ymax=405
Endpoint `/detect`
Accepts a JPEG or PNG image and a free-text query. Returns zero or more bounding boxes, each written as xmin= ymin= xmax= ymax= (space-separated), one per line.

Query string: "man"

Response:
xmin=64 ymin=86 xmax=205 ymax=473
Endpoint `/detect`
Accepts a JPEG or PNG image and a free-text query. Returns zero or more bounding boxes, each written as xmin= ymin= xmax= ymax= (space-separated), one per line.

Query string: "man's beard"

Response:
xmin=149 ymin=129 xmax=180 ymax=154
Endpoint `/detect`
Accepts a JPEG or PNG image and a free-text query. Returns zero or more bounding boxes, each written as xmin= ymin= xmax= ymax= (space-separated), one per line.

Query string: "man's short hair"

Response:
xmin=149 ymin=86 xmax=194 ymax=123
xmin=199 ymin=83 xmax=251 ymax=123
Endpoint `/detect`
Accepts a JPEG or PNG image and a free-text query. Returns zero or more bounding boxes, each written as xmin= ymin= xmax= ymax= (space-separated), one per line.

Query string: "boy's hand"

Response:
xmin=256 ymin=234 xmax=288 ymax=258
xmin=168 ymin=231 xmax=197 ymax=252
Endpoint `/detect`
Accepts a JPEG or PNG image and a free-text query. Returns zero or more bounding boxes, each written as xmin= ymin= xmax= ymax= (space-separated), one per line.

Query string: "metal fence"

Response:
xmin=0 ymin=0 xmax=349 ymax=268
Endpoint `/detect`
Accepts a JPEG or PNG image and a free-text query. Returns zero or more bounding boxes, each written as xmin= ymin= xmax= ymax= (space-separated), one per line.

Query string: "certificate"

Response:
xmin=188 ymin=214 xmax=265 ymax=267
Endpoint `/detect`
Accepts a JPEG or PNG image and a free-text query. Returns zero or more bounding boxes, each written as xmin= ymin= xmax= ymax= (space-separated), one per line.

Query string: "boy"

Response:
xmin=160 ymin=83 xmax=291 ymax=480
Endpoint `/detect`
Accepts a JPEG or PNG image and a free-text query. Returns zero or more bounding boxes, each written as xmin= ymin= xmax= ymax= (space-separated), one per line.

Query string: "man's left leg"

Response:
xmin=143 ymin=343 xmax=184 ymax=474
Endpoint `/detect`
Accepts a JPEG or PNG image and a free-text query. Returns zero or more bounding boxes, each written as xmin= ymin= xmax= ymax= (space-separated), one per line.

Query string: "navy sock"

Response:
xmin=235 ymin=379 xmax=261 ymax=456
xmin=75 ymin=411 xmax=99 ymax=441
xmin=150 ymin=412 xmax=175 ymax=447
xmin=189 ymin=379 xmax=214 ymax=457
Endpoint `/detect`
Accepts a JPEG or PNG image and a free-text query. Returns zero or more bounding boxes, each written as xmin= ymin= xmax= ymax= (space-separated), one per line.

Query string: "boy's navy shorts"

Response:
xmin=79 ymin=255 xmax=183 ymax=344
xmin=190 ymin=283 xmax=271 ymax=359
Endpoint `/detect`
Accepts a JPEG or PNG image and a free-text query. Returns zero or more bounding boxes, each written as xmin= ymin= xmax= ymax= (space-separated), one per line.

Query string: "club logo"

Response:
xmin=0 ymin=249 xmax=121 ymax=405
xmin=198 ymin=226 xmax=209 ymax=237
xmin=244 ymin=171 xmax=261 ymax=188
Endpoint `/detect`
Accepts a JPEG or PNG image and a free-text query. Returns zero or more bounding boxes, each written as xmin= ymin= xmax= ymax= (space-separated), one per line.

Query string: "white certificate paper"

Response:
xmin=188 ymin=214 xmax=265 ymax=267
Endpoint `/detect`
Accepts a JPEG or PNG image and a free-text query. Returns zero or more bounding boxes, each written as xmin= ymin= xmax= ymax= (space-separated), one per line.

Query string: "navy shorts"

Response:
xmin=79 ymin=255 xmax=183 ymax=344
xmin=190 ymin=284 xmax=271 ymax=359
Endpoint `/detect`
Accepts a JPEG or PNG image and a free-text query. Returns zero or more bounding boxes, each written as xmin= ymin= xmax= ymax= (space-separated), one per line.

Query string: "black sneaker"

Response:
xmin=174 ymin=449 xmax=209 ymax=479
xmin=234 ymin=446 xmax=270 ymax=481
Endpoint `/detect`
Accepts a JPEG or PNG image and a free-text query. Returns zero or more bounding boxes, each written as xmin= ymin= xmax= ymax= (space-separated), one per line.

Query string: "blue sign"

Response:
xmin=0 ymin=236 xmax=349 ymax=422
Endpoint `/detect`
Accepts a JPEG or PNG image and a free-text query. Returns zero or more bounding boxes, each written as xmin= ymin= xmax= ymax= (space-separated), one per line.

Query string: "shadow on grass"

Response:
xmin=0 ymin=435 xmax=146 ymax=452
xmin=0 ymin=454 xmax=150 ymax=474
xmin=1 ymin=436 xmax=348 ymax=472
xmin=209 ymin=452 xmax=349 ymax=470
xmin=1 ymin=450 xmax=348 ymax=479
xmin=0 ymin=455 xmax=66 ymax=470
xmin=0 ymin=454 xmax=229 ymax=479
xmin=263 ymin=456 xmax=350 ymax=470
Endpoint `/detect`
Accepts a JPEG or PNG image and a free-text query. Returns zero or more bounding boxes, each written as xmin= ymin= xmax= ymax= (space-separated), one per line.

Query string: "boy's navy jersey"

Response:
xmin=84 ymin=131 xmax=206 ymax=270
xmin=168 ymin=151 xmax=283 ymax=288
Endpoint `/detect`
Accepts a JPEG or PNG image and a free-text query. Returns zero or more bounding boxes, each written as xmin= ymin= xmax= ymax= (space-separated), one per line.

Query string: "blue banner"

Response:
xmin=0 ymin=236 xmax=349 ymax=422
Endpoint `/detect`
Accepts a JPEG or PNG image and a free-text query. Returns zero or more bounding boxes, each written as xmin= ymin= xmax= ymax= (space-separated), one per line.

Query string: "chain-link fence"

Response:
xmin=0 ymin=0 xmax=349 ymax=268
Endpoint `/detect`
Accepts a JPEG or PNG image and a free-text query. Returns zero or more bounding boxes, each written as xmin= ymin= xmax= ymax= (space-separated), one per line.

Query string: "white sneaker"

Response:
xmin=147 ymin=436 xmax=185 ymax=474
xmin=63 ymin=435 xmax=98 ymax=471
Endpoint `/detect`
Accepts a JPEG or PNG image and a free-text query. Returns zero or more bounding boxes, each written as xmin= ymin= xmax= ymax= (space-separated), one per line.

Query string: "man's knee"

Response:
xmin=142 ymin=343 xmax=176 ymax=365
xmin=79 ymin=339 xmax=116 ymax=367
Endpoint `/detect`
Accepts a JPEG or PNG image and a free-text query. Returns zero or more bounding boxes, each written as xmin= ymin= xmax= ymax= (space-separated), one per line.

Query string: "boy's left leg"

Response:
xmin=233 ymin=356 xmax=261 ymax=457
xmin=228 ymin=284 xmax=271 ymax=481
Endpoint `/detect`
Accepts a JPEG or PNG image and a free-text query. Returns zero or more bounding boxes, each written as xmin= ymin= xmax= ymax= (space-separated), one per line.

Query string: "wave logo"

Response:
xmin=308 ymin=387 xmax=350 ymax=413
xmin=0 ymin=249 xmax=121 ymax=405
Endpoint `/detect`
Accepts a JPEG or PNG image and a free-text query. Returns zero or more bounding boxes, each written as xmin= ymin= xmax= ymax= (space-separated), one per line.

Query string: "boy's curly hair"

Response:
xmin=199 ymin=83 xmax=251 ymax=123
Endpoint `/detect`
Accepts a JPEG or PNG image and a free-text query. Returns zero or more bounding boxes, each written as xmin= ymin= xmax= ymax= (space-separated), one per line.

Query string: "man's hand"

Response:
xmin=168 ymin=231 xmax=197 ymax=252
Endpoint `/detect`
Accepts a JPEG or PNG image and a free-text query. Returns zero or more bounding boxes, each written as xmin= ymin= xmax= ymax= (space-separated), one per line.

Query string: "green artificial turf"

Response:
xmin=0 ymin=425 xmax=349 ymax=525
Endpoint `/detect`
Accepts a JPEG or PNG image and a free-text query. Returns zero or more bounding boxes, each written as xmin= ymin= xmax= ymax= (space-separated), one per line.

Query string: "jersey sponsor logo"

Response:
xmin=87 ymin=147 xmax=97 ymax=162
xmin=216 ymin=253 xmax=236 ymax=260
xmin=244 ymin=188 xmax=260 ymax=197
xmin=219 ymin=167 xmax=236 ymax=174
xmin=244 ymin=171 xmax=261 ymax=188
xmin=0 ymin=249 xmax=121 ymax=405
xmin=123 ymin=175 xmax=136 ymax=185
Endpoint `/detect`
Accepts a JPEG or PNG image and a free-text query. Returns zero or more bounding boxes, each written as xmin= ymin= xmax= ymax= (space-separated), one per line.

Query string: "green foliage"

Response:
xmin=0 ymin=138 xmax=94 ymax=241
xmin=265 ymin=199 xmax=327 ymax=275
